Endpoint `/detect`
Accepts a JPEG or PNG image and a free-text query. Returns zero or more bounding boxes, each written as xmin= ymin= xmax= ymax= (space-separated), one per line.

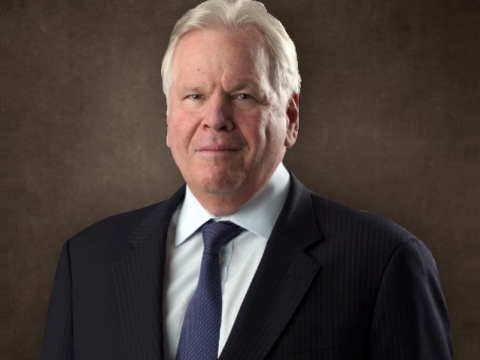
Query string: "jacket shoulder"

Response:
xmin=310 ymin=193 xmax=416 ymax=249
xmin=66 ymin=201 xmax=168 ymax=262
xmin=74 ymin=202 xmax=164 ymax=239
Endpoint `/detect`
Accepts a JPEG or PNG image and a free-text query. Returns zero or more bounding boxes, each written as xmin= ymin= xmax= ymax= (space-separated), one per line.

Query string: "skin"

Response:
xmin=166 ymin=27 xmax=299 ymax=216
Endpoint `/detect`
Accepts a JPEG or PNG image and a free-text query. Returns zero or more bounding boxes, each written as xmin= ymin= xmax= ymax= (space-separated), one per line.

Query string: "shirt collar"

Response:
xmin=174 ymin=162 xmax=291 ymax=247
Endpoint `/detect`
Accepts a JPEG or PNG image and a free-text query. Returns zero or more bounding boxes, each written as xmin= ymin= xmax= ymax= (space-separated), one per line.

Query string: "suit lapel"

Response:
xmin=219 ymin=176 xmax=324 ymax=360
xmin=112 ymin=187 xmax=185 ymax=360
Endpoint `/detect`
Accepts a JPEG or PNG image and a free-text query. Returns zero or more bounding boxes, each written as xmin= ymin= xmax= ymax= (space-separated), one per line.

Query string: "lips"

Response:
xmin=197 ymin=144 xmax=240 ymax=152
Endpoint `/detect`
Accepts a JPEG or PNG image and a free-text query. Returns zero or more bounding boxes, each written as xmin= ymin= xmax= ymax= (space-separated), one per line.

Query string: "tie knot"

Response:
xmin=201 ymin=221 xmax=245 ymax=255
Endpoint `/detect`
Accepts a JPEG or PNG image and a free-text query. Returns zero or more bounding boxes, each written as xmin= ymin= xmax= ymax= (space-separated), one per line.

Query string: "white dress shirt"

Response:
xmin=163 ymin=163 xmax=290 ymax=359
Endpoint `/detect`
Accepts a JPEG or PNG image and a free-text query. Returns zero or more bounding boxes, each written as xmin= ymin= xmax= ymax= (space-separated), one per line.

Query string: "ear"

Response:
xmin=284 ymin=93 xmax=299 ymax=148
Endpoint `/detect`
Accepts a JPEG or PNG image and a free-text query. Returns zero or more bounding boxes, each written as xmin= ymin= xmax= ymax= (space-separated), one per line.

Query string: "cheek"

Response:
xmin=166 ymin=121 xmax=174 ymax=148
xmin=262 ymin=111 xmax=286 ymax=146
xmin=238 ymin=123 xmax=263 ymax=152
xmin=243 ymin=110 xmax=271 ymax=141
xmin=168 ymin=116 xmax=195 ymax=150
xmin=166 ymin=123 xmax=179 ymax=151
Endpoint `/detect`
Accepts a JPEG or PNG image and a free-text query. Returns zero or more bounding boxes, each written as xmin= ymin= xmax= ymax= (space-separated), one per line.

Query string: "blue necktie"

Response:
xmin=176 ymin=221 xmax=245 ymax=360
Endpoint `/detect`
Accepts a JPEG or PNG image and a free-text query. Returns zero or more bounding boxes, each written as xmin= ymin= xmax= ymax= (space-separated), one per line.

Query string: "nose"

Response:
xmin=202 ymin=95 xmax=234 ymax=132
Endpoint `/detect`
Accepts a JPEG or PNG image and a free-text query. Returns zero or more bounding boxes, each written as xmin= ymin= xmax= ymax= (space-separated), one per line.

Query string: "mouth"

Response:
xmin=197 ymin=145 xmax=240 ymax=152
xmin=196 ymin=145 xmax=242 ymax=159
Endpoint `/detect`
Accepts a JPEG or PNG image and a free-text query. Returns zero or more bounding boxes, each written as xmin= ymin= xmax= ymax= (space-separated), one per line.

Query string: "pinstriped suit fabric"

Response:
xmin=40 ymin=191 xmax=183 ymax=360
xmin=40 ymin=176 xmax=452 ymax=360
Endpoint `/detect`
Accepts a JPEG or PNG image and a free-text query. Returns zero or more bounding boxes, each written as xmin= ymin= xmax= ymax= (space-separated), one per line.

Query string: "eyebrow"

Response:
xmin=180 ymin=84 xmax=255 ymax=92
xmin=177 ymin=82 xmax=264 ymax=98
xmin=228 ymin=82 xmax=261 ymax=93
xmin=179 ymin=86 xmax=205 ymax=94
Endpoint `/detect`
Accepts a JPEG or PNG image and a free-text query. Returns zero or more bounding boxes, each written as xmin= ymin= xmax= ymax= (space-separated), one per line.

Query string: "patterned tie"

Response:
xmin=176 ymin=221 xmax=245 ymax=360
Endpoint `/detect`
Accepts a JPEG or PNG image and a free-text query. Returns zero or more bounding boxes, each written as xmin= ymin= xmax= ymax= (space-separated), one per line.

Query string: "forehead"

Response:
xmin=172 ymin=27 xmax=272 ymax=87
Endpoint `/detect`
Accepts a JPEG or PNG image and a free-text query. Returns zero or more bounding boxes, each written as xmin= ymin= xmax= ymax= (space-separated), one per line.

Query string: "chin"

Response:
xmin=194 ymin=169 xmax=246 ymax=195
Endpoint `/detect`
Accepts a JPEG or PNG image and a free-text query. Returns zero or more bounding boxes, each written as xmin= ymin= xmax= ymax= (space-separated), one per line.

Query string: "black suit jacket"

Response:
xmin=40 ymin=175 xmax=452 ymax=359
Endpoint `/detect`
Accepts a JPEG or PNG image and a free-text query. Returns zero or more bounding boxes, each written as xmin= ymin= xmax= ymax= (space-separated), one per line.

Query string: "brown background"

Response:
xmin=2 ymin=0 xmax=479 ymax=359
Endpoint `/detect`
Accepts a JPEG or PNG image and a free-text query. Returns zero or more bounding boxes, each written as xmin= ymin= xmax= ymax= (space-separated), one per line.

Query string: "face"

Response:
xmin=166 ymin=27 xmax=299 ymax=207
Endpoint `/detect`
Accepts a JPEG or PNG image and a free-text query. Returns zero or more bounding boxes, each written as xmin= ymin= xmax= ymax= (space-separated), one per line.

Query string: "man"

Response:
xmin=40 ymin=0 xmax=452 ymax=359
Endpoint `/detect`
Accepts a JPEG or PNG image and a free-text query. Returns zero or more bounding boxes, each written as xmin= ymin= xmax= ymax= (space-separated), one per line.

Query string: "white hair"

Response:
xmin=161 ymin=0 xmax=301 ymax=108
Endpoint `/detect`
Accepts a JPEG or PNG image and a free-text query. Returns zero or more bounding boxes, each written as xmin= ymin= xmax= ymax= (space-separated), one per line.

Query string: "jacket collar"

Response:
xmin=219 ymin=174 xmax=323 ymax=360
xmin=112 ymin=185 xmax=185 ymax=360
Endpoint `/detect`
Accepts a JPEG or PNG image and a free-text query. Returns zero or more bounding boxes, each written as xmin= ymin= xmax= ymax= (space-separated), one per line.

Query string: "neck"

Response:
xmin=190 ymin=164 xmax=282 ymax=216
xmin=189 ymin=184 xmax=262 ymax=217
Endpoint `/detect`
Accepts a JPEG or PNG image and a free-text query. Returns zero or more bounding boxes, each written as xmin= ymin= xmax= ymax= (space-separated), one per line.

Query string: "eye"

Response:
xmin=187 ymin=94 xmax=203 ymax=100
xmin=235 ymin=93 xmax=254 ymax=100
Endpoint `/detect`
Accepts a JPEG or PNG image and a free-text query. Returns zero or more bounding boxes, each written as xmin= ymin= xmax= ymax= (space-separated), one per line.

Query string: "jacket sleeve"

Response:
xmin=39 ymin=240 xmax=73 ymax=360
xmin=370 ymin=237 xmax=453 ymax=359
